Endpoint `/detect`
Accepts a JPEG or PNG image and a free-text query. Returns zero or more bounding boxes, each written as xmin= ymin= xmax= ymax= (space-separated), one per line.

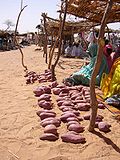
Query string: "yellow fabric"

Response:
xmin=100 ymin=57 xmax=120 ymax=98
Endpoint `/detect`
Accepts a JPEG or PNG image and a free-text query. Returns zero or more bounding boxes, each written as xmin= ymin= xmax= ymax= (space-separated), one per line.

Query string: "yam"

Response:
xmin=38 ymin=94 xmax=51 ymax=101
xmin=71 ymin=93 xmax=82 ymax=100
xmin=60 ymin=113 xmax=76 ymax=122
xmin=56 ymin=84 xmax=66 ymax=88
xmin=42 ymin=86 xmax=51 ymax=94
xmin=68 ymin=124 xmax=84 ymax=133
xmin=40 ymin=133 xmax=58 ymax=141
xmin=49 ymin=81 xmax=58 ymax=88
xmin=98 ymin=122 xmax=111 ymax=132
xmin=36 ymin=110 xmax=56 ymax=117
xmin=59 ymin=92 xmax=68 ymax=97
xmin=77 ymin=103 xmax=90 ymax=111
xmin=67 ymin=117 xmax=79 ymax=122
xmin=72 ymin=100 xmax=86 ymax=104
xmin=96 ymin=115 xmax=104 ymax=122
xmin=62 ymin=101 xmax=74 ymax=106
xmin=41 ymin=118 xmax=61 ymax=127
xmin=61 ymin=88 xmax=69 ymax=93
xmin=67 ymin=121 xmax=80 ymax=128
xmin=38 ymin=100 xmax=53 ymax=110
xmin=52 ymin=88 xmax=61 ymax=95
xmin=61 ymin=132 xmax=85 ymax=144
xmin=33 ymin=87 xmax=44 ymax=96
xmin=39 ymin=112 xmax=56 ymax=120
xmin=98 ymin=103 xmax=105 ymax=109
xmin=44 ymin=124 xmax=58 ymax=135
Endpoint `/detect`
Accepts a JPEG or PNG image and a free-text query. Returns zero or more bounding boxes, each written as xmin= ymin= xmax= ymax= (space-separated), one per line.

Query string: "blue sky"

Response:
xmin=0 ymin=0 xmax=119 ymax=33
xmin=0 ymin=0 xmax=60 ymax=33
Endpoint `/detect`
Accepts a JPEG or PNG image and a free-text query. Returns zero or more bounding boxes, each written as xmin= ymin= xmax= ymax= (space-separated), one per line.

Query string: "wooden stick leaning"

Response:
xmin=14 ymin=5 xmax=28 ymax=71
xmin=51 ymin=0 xmax=68 ymax=80
xmin=89 ymin=0 xmax=113 ymax=132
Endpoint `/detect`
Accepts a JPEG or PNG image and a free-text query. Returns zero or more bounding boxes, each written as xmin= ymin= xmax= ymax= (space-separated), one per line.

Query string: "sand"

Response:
xmin=0 ymin=45 xmax=119 ymax=160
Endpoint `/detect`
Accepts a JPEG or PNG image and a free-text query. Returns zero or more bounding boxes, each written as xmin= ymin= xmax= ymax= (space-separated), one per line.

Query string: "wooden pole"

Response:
xmin=42 ymin=13 xmax=48 ymax=63
xmin=88 ymin=0 xmax=113 ymax=132
xmin=14 ymin=5 xmax=28 ymax=71
xmin=48 ymin=36 xmax=59 ymax=69
xmin=51 ymin=0 xmax=68 ymax=80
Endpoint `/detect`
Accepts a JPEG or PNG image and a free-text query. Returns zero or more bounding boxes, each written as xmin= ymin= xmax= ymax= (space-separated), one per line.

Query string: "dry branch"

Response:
xmin=14 ymin=5 xmax=28 ymax=71
xmin=89 ymin=0 xmax=113 ymax=132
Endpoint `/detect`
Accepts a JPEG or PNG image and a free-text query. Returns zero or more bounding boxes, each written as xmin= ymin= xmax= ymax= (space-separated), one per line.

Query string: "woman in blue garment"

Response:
xmin=63 ymin=38 xmax=109 ymax=86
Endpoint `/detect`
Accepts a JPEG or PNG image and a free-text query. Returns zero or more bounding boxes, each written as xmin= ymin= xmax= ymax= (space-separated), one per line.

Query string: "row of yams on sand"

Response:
xmin=26 ymin=69 xmax=111 ymax=144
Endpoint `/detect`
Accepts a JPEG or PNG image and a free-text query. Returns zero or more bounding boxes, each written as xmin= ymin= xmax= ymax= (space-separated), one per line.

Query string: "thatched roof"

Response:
xmin=45 ymin=16 xmax=95 ymax=36
xmin=64 ymin=0 xmax=120 ymax=25
xmin=41 ymin=1 xmax=119 ymax=37
xmin=0 ymin=31 xmax=8 ymax=37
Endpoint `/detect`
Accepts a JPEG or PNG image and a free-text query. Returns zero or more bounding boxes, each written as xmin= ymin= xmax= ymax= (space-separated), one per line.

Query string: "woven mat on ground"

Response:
xmin=96 ymin=92 xmax=120 ymax=121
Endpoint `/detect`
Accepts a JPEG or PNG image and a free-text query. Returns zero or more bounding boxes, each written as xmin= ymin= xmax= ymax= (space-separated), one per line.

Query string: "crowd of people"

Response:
xmin=62 ymin=31 xmax=120 ymax=106
xmin=64 ymin=41 xmax=88 ymax=59
xmin=63 ymin=31 xmax=120 ymax=88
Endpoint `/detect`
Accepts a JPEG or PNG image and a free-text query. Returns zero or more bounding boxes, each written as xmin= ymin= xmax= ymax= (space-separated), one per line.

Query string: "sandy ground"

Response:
xmin=0 ymin=45 xmax=120 ymax=160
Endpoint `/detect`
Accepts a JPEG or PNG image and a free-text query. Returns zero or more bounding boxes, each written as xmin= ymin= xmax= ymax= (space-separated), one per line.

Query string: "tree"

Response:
xmin=4 ymin=19 xmax=15 ymax=31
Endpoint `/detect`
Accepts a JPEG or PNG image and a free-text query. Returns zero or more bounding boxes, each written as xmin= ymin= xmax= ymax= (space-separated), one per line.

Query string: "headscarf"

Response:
xmin=103 ymin=44 xmax=113 ymax=57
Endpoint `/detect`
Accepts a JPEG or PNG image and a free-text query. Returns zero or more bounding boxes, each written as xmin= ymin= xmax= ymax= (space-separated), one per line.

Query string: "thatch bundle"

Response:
xmin=65 ymin=0 xmax=120 ymax=25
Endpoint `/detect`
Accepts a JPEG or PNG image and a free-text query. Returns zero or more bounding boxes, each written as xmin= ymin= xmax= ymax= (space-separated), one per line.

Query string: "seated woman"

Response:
xmin=101 ymin=57 xmax=120 ymax=99
xmin=63 ymin=41 xmax=112 ymax=86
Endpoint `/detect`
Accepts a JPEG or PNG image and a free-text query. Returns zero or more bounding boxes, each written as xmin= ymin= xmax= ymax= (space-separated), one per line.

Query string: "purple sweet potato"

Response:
xmin=57 ymin=101 xmax=64 ymax=106
xmin=33 ymin=87 xmax=45 ymax=96
xmin=59 ymin=92 xmax=68 ymax=97
xmin=60 ymin=113 xmax=76 ymax=122
xmin=67 ymin=117 xmax=79 ymax=122
xmin=44 ymin=124 xmax=58 ymax=135
xmin=38 ymin=100 xmax=53 ymax=109
xmin=96 ymin=115 xmax=104 ymax=122
xmin=75 ymin=96 xmax=83 ymax=100
xmin=38 ymin=79 xmax=47 ymax=83
xmin=77 ymin=116 xmax=83 ymax=121
xmin=76 ymin=86 xmax=83 ymax=91
xmin=77 ymin=103 xmax=90 ymax=111
xmin=72 ymin=100 xmax=86 ymax=104
xmin=52 ymin=88 xmax=61 ymax=95
xmin=67 ymin=86 xmax=77 ymax=90
xmin=67 ymin=121 xmax=80 ymax=128
xmin=98 ymin=103 xmax=105 ymax=109
xmin=62 ymin=107 xmax=74 ymax=112
xmin=61 ymin=110 xmax=80 ymax=116
xmin=69 ymin=90 xmax=80 ymax=97
xmin=41 ymin=118 xmax=61 ymax=127
xmin=59 ymin=105 xmax=72 ymax=111
xmin=68 ymin=123 xmax=84 ymax=133
xmin=71 ymin=93 xmax=82 ymax=100
xmin=40 ymin=133 xmax=58 ymax=141
xmin=38 ymin=94 xmax=51 ymax=101
xmin=56 ymin=84 xmax=66 ymax=88
xmin=61 ymin=132 xmax=85 ymax=144
xmin=39 ymin=112 xmax=56 ymax=120
xmin=36 ymin=110 xmax=56 ymax=117
xmin=42 ymin=86 xmax=51 ymax=94
xmin=83 ymin=114 xmax=90 ymax=120
xmin=62 ymin=101 xmax=74 ymax=106
xmin=61 ymin=88 xmax=69 ymax=93
xmin=41 ymin=117 xmax=60 ymax=123
xmin=98 ymin=122 xmax=111 ymax=132
xmin=49 ymin=81 xmax=58 ymax=88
